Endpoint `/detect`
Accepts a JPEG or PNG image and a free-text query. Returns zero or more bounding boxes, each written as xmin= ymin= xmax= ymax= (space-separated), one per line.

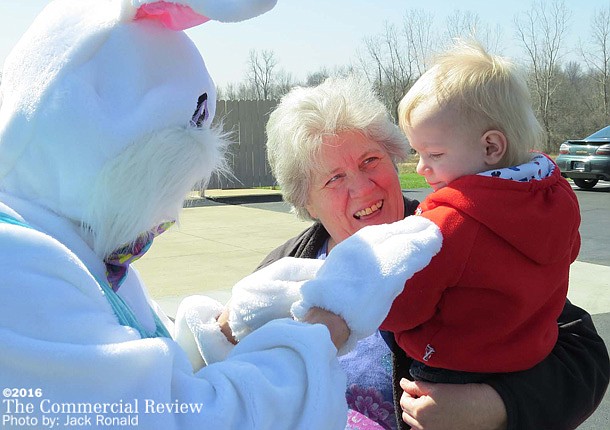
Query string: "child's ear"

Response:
xmin=481 ymin=130 xmax=507 ymax=165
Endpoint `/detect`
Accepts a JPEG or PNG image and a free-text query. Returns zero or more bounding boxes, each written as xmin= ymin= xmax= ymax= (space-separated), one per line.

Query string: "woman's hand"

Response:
xmin=400 ymin=378 xmax=507 ymax=430
xmin=216 ymin=308 xmax=238 ymax=345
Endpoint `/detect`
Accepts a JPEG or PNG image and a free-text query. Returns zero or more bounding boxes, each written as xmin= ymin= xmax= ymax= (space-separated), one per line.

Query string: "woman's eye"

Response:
xmin=362 ymin=156 xmax=380 ymax=167
xmin=325 ymin=174 xmax=343 ymax=187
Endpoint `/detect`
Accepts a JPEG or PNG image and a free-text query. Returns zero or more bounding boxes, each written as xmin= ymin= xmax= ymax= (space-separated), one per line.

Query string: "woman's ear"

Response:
xmin=304 ymin=203 xmax=318 ymax=220
xmin=481 ymin=130 xmax=507 ymax=166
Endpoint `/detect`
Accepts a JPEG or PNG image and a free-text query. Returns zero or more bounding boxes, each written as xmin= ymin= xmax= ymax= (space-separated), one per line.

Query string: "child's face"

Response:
xmin=404 ymin=102 xmax=492 ymax=191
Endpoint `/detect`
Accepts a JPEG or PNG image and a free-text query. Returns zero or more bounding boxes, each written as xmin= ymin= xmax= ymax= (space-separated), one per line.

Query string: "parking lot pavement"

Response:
xmin=134 ymin=200 xmax=313 ymax=314
xmin=134 ymin=188 xmax=610 ymax=429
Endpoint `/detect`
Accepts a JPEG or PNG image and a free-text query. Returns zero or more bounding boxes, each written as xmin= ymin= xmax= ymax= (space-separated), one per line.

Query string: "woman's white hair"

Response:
xmin=266 ymin=76 xmax=409 ymax=220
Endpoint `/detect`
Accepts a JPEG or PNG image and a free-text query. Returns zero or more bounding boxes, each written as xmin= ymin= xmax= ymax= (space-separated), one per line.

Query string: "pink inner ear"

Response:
xmin=135 ymin=1 xmax=210 ymax=30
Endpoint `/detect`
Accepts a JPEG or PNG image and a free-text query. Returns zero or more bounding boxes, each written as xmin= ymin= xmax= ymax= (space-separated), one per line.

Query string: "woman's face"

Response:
xmin=305 ymin=130 xmax=405 ymax=245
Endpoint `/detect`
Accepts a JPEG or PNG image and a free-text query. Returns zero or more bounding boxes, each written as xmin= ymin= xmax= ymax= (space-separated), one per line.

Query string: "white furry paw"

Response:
xmin=174 ymin=295 xmax=235 ymax=370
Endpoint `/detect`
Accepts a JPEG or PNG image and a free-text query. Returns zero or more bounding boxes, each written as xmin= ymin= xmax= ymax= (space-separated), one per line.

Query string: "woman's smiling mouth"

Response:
xmin=354 ymin=200 xmax=383 ymax=219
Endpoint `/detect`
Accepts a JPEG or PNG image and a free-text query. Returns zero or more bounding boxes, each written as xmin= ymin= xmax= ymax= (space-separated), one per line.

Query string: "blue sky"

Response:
xmin=1 ymin=0 xmax=608 ymax=87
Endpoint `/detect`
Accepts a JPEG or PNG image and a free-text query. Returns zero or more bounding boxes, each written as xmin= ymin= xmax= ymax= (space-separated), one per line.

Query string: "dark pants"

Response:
xmin=409 ymin=360 xmax=489 ymax=384
xmin=381 ymin=331 xmax=493 ymax=430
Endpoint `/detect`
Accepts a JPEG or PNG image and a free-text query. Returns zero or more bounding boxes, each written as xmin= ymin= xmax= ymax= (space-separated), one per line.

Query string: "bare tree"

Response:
xmin=514 ymin=0 xmax=571 ymax=151
xmin=217 ymin=83 xmax=236 ymax=100
xmin=305 ymin=68 xmax=330 ymax=87
xmin=246 ymin=49 xmax=277 ymax=100
xmin=553 ymin=62 xmax=599 ymax=141
xmin=444 ymin=10 xmax=504 ymax=54
xmin=445 ymin=10 xmax=480 ymax=42
xmin=358 ymin=19 xmax=427 ymax=120
xmin=273 ymin=69 xmax=296 ymax=98
xmin=305 ymin=65 xmax=359 ymax=87
xmin=235 ymin=82 xmax=257 ymax=100
xmin=579 ymin=4 xmax=610 ymax=120
xmin=356 ymin=36 xmax=383 ymax=91
xmin=403 ymin=9 xmax=437 ymax=76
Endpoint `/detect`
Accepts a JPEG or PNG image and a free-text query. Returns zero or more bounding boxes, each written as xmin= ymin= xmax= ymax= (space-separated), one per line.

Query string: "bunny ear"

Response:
xmin=134 ymin=0 xmax=278 ymax=24
xmin=134 ymin=1 xmax=210 ymax=30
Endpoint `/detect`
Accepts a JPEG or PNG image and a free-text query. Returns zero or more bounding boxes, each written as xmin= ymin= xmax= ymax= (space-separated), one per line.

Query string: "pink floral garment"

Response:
xmin=346 ymin=385 xmax=395 ymax=428
xmin=340 ymin=331 xmax=397 ymax=429
xmin=346 ymin=409 xmax=386 ymax=430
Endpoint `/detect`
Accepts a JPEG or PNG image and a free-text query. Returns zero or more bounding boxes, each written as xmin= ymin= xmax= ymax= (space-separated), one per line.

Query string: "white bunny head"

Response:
xmin=0 ymin=0 xmax=276 ymax=257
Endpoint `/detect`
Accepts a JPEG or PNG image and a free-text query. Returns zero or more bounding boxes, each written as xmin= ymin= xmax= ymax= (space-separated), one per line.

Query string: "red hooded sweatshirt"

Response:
xmin=381 ymin=156 xmax=581 ymax=372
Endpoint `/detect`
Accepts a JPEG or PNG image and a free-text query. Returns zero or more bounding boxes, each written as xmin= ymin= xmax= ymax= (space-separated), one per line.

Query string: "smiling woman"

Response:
xmin=263 ymin=75 xmax=414 ymax=429
xmin=265 ymin=76 xmax=411 ymax=226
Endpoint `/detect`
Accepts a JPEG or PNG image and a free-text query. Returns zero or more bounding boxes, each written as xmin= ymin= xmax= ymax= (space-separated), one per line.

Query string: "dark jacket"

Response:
xmin=257 ymin=194 xmax=609 ymax=430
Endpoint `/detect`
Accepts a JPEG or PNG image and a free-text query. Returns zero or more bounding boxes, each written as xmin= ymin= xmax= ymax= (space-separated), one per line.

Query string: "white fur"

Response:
xmin=227 ymin=257 xmax=323 ymax=341
xmin=83 ymin=125 xmax=228 ymax=258
xmin=174 ymin=295 xmax=235 ymax=370
xmin=0 ymin=0 xmax=216 ymax=228
xmin=291 ymin=216 xmax=443 ymax=355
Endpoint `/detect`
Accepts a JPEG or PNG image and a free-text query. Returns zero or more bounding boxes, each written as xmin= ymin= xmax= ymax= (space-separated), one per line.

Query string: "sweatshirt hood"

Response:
xmin=424 ymin=155 xmax=581 ymax=265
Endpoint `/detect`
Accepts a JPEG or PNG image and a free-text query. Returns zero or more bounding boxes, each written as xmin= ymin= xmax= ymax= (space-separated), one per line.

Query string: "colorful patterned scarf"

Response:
xmin=104 ymin=221 xmax=175 ymax=291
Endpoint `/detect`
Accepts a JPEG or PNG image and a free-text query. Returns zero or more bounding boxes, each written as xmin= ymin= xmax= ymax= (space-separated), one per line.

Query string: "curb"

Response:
xmin=184 ymin=192 xmax=284 ymax=208
xmin=205 ymin=193 xmax=284 ymax=205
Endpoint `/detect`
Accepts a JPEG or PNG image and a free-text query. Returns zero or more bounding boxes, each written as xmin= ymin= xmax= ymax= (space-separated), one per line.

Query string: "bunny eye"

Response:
xmin=191 ymin=92 xmax=208 ymax=127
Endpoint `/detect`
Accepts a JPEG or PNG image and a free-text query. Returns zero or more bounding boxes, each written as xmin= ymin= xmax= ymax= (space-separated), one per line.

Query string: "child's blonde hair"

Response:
xmin=398 ymin=39 xmax=544 ymax=167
